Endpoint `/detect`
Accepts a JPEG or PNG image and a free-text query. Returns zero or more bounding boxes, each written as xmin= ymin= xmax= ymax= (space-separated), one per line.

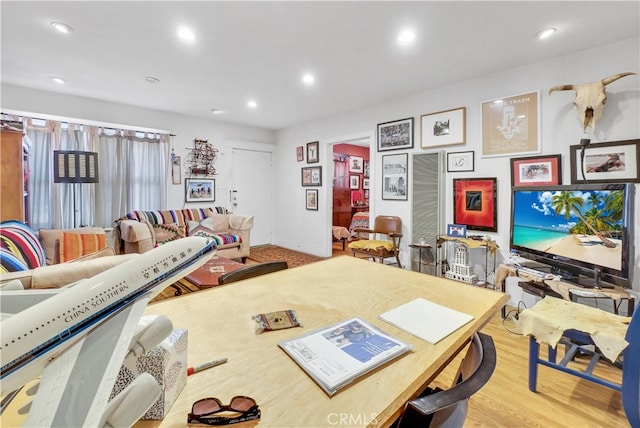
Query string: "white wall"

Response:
xmin=1 ymin=84 xmax=276 ymax=212
xmin=273 ymin=37 xmax=640 ymax=290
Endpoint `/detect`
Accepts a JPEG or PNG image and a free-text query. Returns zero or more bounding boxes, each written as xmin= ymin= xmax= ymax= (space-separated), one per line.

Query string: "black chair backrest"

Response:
xmin=217 ymin=261 xmax=288 ymax=285
xmin=397 ymin=332 xmax=496 ymax=427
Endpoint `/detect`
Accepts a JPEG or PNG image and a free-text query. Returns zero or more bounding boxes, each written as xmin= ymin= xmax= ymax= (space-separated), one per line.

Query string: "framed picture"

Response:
xmin=481 ymin=91 xmax=540 ymax=157
xmin=363 ymin=160 xmax=370 ymax=177
xmin=446 ymin=224 xmax=467 ymax=238
xmin=453 ymin=178 xmax=497 ymax=232
xmin=301 ymin=166 xmax=322 ymax=186
xmin=307 ymin=141 xmax=319 ymax=163
xmin=363 ymin=178 xmax=370 ymax=189
xmin=447 ymin=151 xmax=474 ymax=172
xmin=421 ymin=107 xmax=466 ymax=149
xmin=569 ymin=139 xmax=640 ymax=184
xmin=511 ymin=154 xmax=562 ymax=187
xmin=377 ymin=117 xmax=414 ymax=152
xmin=171 ymin=155 xmax=182 ymax=185
xmin=364 ymin=189 xmax=369 ymax=199
xmin=349 ymin=155 xmax=364 ymax=173
xmin=305 ymin=189 xmax=318 ymax=210
xmin=296 ymin=146 xmax=304 ymax=162
xmin=185 ymin=178 xmax=215 ymax=202
xmin=382 ymin=153 xmax=408 ymax=200
xmin=349 ymin=175 xmax=360 ymax=189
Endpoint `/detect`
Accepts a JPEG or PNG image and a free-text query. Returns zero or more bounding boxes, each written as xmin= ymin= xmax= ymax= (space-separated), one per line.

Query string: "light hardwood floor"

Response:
xmin=333 ymin=241 xmax=628 ymax=427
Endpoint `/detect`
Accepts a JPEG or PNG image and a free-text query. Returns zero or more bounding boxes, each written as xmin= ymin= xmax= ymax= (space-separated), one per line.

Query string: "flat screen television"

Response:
xmin=510 ymin=183 xmax=634 ymax=288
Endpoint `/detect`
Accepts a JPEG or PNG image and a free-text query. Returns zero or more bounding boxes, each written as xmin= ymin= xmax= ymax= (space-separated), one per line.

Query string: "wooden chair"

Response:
xmin=396 ymin=332 xmax=496 ymax=427
xmin=217 ymin=261 xmax=288 ymax=285
xmin=348 ymin=215 xmax=403 ymax=268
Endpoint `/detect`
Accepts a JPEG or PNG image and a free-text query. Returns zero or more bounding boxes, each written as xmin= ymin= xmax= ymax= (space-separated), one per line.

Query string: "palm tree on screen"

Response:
xmin=551 ymin=191 xmax=616 ymax=248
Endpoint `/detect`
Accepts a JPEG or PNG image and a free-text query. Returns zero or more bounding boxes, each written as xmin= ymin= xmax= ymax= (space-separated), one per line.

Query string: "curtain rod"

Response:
xmin=2 ymin=109 xmax=172 ymax=135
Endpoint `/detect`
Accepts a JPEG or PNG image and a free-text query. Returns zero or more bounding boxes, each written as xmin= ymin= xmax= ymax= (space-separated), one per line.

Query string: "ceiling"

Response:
xmin=1 ymin=1 xmax=638 ymax=131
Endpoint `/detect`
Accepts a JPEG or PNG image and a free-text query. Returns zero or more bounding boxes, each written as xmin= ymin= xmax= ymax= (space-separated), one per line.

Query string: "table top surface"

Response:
xmin=183 ymin=255 xmax=244 ymax=287
xmin=135 ymin=256 xmax=506 ymax=428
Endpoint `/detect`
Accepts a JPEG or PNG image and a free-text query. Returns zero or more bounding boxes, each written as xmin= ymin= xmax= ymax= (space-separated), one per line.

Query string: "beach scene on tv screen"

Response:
xmin=512 ymin=189 xmax=623 ymax=271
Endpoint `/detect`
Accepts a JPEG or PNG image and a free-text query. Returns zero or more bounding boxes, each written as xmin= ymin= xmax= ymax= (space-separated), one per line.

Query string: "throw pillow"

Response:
xmin=206 ymin=213 xmax=229 ymax=233
xmin=152 ymin=223 xmax=185 ymax=245
xmin=187 ymin=217 xmax=216 ymax=239
xmin=0 ymin=220 xmax=46 ymax=272
xmin=59 ymin=232 xmax=107 ymax=263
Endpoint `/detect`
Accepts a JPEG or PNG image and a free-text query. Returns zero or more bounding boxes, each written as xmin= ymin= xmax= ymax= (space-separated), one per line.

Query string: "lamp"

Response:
xmin=53 ymin=150 xmax=99 ymax=227
xmin=579 ymin=138 xmax=591 ymax=183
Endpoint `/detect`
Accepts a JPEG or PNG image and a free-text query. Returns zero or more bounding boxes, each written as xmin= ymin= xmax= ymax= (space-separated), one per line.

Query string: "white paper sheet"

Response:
xmin=379 ymin=298 xmax=474 ymax=344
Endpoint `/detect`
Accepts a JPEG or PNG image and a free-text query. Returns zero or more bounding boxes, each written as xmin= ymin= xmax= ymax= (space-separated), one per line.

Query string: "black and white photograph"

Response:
xmin=447 ymin=151 xmax=475 ymax=172
xmin=377 ymin=118 xmax=414 ymax=152
xmin=382 ymin=153 xmax=408 ymax=200
xmin=349 ymin=175 xmax=360 ymax=190
xmin=349 ymin=156 xmax=364 ymax=173
xmin=421 ymin=107 xmax=466 ymax=149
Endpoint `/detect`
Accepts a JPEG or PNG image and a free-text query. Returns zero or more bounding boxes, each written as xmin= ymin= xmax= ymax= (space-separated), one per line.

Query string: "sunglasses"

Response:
xmin=188 ymin=396 xmax=261 ymax=426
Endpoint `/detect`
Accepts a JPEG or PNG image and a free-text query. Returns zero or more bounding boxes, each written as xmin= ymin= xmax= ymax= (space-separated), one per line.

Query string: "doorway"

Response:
xmin=231 ymin=148 xmax=273 ymax=246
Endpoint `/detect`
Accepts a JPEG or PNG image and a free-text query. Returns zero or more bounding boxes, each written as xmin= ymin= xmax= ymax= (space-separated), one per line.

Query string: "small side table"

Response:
xmin=409 ymin=243 xmax=432 ymax=274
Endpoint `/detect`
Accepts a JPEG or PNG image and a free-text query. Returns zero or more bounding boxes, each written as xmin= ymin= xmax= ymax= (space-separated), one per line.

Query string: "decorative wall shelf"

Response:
xmin=186 ymin=138 xmax=217 ymax=177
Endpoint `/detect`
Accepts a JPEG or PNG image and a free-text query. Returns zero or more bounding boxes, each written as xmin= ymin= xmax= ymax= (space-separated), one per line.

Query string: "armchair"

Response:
xmin=348 ymin=215 xmax=403 ymax=268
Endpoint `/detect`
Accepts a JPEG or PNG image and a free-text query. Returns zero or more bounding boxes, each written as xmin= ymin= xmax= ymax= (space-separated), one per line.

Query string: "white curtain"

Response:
xmin=15 ymin=115 xmax=169 ymax=229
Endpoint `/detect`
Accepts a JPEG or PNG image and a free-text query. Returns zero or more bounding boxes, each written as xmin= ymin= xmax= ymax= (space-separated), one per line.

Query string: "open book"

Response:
xmin=278 ymin=317 xmax=411 ymax=396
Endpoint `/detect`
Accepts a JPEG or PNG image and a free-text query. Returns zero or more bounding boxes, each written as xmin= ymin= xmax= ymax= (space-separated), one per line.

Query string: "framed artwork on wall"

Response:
xmin=421 ymin=107 xmax=466 ymax=149
xmin=569 ymin=139 xmax=640 ymax=184
xmin=307 ymin=141 xmax=319 ymax=163
xmin=172 ymin=155 xmax=182 ymax=184
xmin=363 ymin=160 xmax=370 ymax=177
xmin=349 ymin=156 xmax=364 ymax=173
xmin=363 ymin=178 xmax=370 ymax=189
xmin=301 ymin=166 xmax=322 ymax=186
xmin=382 ymin=153 xmax=408 ymax=200
xmin=446 ymin=224 xmax=467 ymax=238
xmin=349 ymin=175 xmax=360 ymax=189
xmin=296 ymin=146 xmax=304 ymax=162
xmin=453 ymin=177 xmax=497 ymax=232
xmin=377 ymin=117 xmax=414 ymax=152
xmin=510 ymin=154 xmax=562 ymax=187
xmin=185 ymin=178 xmax=215 ymax=202
xmin=481 ymin=90 xmax=540 ymax=157
xmin=306 ymin=189 xmax=318 ymax=210
xmin=446 ymin=151 xmax=474 ymax=172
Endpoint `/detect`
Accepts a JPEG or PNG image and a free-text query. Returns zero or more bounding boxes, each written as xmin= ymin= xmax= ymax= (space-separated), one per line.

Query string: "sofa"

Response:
xmin=114 ymin=208 xmax=254 ymax=262
xmin=0 ymin=220 xmax=138 ymax=289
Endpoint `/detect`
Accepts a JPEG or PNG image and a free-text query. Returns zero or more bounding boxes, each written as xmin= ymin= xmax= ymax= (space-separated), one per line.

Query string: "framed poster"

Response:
xmin=421 ymin=107 xmax=466 ymax=148
xmin=171 ymin=155 xmax=182 ymax=184
xmin=349 ymin=175 xmax=360 ymax=190
xmin=306 ymin=189 xmax=318 ymax=210
xmin=301 ymin=166 xmax=322 ymax=186
xmin=307 ymin=141 xmax=319 ymax=163
xmin=569 ymin=139 xmax=639 ymax=184
xmin=510 ymin=154 xmax=562 ymax=187
xmin=377 ymin=117 xmax=414 ymax=152
xmin=382 ymin=153 xmax=408 ymax=200
xmin=446 ymin=151 xmax=474 ymax=172
xmin=363 ymin=178 xmax=370 ymax=190
xmin=481 ymin=91 xmax=540 ymax=157
xmin=185 ymin=178 xmax=215 ymax=202
xmin=453 ymin=178 xmax=497 ymax=232
xmin=363 ymin=160 xmax=370 ymax=177
xmin=296 ymin=146 xmax=304 ymax=162
xmin=349 ymin=156 xmax=364 ymax=173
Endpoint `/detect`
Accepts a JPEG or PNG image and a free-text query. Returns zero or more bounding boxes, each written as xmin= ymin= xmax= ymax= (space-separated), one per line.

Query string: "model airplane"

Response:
xmin=0 ymin=236 xmax=216 ymax=427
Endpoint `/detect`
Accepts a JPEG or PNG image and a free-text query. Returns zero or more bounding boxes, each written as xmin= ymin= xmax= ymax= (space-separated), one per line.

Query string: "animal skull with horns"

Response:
xmin=549 ymin=72 xmax=637 ymax=133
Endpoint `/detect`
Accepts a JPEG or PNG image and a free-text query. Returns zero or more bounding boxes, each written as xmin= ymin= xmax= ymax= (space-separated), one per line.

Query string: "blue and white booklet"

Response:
xmin=278 ymin=317 xmax=411 ymax=396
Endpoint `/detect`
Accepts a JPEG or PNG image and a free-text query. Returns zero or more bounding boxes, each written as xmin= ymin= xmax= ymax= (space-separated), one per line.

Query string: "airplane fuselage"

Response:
xmin=0 ymin=236 xmax=216 ymax=395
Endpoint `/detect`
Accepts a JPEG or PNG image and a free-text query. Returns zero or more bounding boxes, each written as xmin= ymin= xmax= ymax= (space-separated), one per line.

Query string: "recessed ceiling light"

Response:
xmin=211 ymin=109 xmax=223 ymax=114
xmin=397 ymin=29 xmax=416 ymax=46
xmin=145 ymin=76 xmax=160 ymax=84
xmin=302 ymin=73 xmax=315 ymax=85
xmin=537 ymin=27 xmax=557 ymax=40
xmin=177 ymin=27 xmax=196 ymax=41
xmin=247 ymin=100 xmax=258 ymax=109
xmin=52 ymin=77 xmax=65 ymax=84
xmin=51 ymin=22 xmax=73 ymax=34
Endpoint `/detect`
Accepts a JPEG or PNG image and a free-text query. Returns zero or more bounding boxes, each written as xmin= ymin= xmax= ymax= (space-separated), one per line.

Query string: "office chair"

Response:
xmin=217 ymin=261 xmax=288 ymax=285
xmin=348 ymin=215 xmax=403 ymax=268
xmin=397 ymin=332 xmax=496 ymax=427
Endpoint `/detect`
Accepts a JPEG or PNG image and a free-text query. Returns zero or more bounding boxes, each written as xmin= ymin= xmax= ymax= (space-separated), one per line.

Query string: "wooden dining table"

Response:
xmin=135 ymin=256 xmax=507 ymax=427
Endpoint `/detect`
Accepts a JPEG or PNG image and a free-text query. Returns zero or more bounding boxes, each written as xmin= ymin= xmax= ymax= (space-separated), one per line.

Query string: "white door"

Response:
xmin=231 ymin=149 xmax=272 ymax=246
